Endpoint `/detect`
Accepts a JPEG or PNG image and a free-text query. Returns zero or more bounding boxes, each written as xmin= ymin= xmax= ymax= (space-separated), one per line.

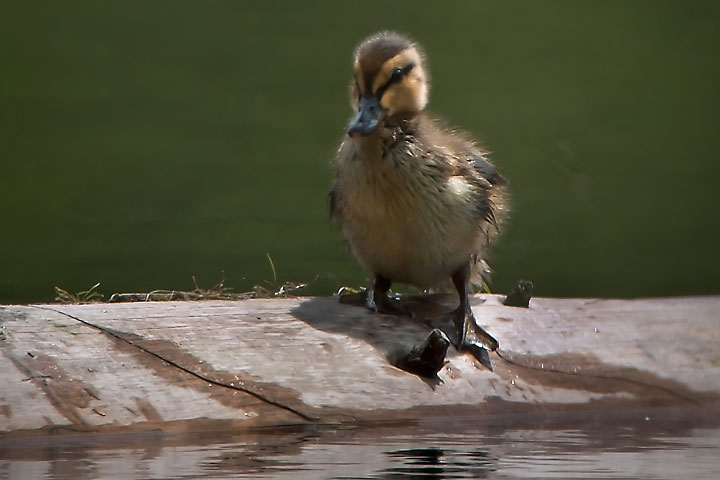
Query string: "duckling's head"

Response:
xmin=348 ymin=31 xmax=429 ymax=138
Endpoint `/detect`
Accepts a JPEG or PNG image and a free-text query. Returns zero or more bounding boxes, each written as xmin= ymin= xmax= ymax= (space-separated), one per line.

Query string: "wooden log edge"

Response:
xmin=1 ymin=295 xmax=719 ymax=438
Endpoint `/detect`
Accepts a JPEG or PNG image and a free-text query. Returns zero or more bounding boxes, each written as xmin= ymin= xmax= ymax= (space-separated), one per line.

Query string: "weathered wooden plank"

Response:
xmin=1 ymin=295 xmax=719 ymax=437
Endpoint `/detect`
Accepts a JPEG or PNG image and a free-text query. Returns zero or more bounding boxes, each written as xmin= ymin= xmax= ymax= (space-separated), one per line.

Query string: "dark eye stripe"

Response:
xmin=376 ymin=63 xmax=415 ymax=99
xmin=390 ymin=63 xmax=415 ymax=83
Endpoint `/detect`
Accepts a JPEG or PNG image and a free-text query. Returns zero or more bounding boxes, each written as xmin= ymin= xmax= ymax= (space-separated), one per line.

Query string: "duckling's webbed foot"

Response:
xmin=444 ymin=300 xmax=497 ymax=373
xmin=447 ymin=263 xmax=499 ymax=370
xmin=338 ymin=290 xmax=368 ymax=307
xmin=339 ymin=275 xmax=413 ymax=317
xmin=395 ymin=328 xmax=450 ymax=379
xmin=370 ymin=275 xmax=413 ymax=316
xmin=451 ymin=304 xmax=498 ymax=352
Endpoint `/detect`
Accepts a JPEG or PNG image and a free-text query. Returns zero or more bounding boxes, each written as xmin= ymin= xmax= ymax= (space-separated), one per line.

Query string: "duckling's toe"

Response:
xmin=373 ymin=291 xmax=414 ymax=317
xmin=458 ymin=307 xmax=498 ymax=371
xmin=338 ymin=290 xmax=369 ymax=307
xmin=428 ymin=306 xmax=497 ymax=370
xmin=395 ymin=328 xmax=450 ymax=379
xmin=454 ymin=307 xmax=498 ymax=352
xmin=339 ymin=289 xmax=413 ymax=317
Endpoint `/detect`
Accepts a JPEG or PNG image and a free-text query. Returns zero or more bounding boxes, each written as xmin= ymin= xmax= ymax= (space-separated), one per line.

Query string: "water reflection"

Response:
xmin=2 ymin=417 xmax=719 ymax=480
xmin=375 ymin=447 xmax=495 ymax=479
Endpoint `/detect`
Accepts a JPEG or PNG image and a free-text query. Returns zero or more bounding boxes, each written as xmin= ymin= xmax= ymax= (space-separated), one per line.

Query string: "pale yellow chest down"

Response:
xmin=334 ymin=139 xmax=490 ymax=288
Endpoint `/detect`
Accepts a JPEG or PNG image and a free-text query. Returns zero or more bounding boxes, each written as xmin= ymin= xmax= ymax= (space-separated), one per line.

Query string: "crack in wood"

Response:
xmin=31 ymin=305 xmax=320 ymax=423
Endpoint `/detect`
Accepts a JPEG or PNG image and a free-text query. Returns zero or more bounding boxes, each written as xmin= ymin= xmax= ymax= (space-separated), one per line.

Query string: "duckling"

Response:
xmin=330 ymin=31 xmax=508 ymax=355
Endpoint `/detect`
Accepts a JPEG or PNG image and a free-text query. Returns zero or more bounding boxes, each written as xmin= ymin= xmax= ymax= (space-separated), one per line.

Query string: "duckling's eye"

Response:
xmin=376 ymin=63 xmax=415 ymax=99
xmin=388 ymin=63 xmax=415 ymax=86
xmin=390 ymin=67 xmax=404 ymax=82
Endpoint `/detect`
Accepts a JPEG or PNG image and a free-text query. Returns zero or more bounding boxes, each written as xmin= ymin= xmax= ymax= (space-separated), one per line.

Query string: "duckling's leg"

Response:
xmin=339 ymin=275 xmax=412 ymax=316
xmin=371 ymin=275 xmax=413 ymax=316
xmin=450 ymin=262 xmax=499 ymax=352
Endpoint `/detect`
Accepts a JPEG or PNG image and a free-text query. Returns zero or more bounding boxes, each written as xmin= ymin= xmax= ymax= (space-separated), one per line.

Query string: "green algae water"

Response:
xmin=2 ymin=1 xmax=719 ymax=303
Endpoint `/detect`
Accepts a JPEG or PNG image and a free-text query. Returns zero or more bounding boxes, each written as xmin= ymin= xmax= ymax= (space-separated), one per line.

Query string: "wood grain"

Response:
xmin=1 ymin=295 xmax=718 ymax=437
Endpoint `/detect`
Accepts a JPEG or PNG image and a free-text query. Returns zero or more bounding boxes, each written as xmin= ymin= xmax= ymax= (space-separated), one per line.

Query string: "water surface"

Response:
xmin=2 ymin=416 xmax=718 ymax=479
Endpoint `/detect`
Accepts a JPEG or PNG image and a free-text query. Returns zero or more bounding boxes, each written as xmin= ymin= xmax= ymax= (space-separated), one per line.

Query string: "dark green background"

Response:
xmin=2 ymin=1 xmax=719 ymax=303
